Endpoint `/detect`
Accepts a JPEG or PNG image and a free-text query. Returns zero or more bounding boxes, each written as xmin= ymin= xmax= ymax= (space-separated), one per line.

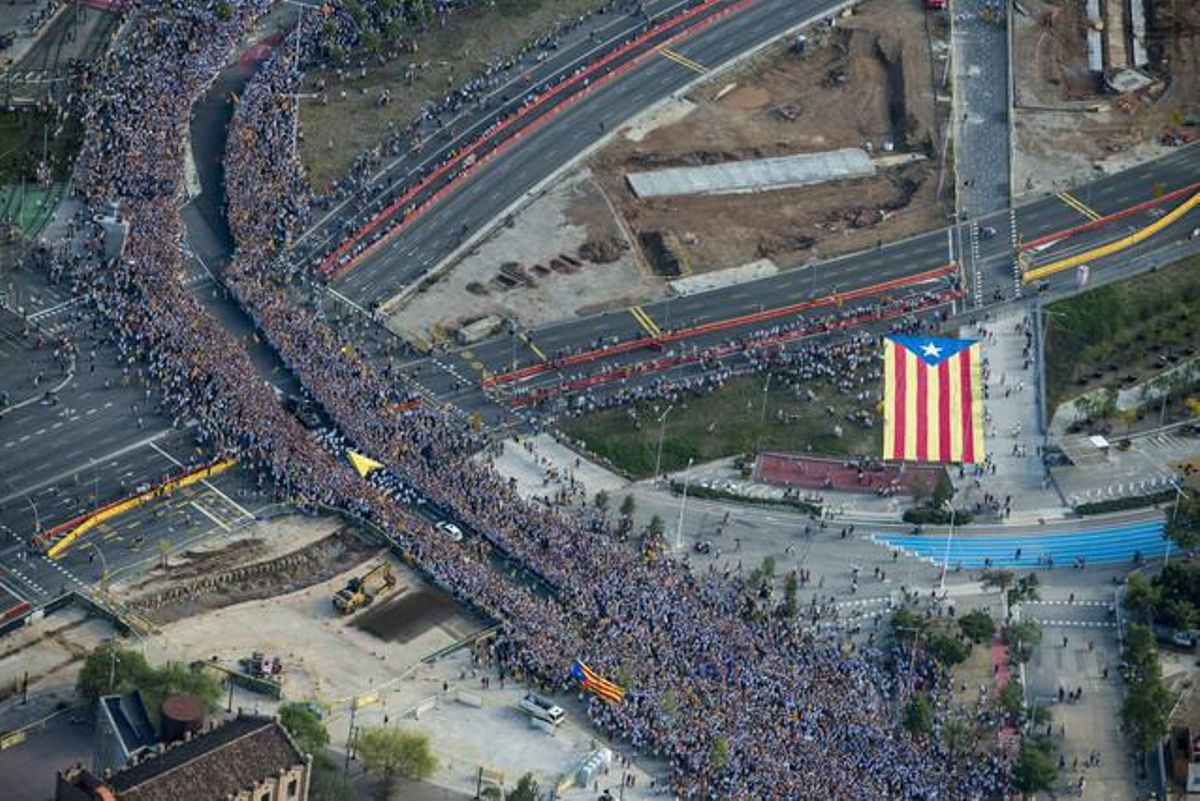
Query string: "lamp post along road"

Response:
xmin=675 ymin=457 xmax=694 ymax=551
xmin=653 ymin=404 xmax=674 ymax=484
xmin=938 ymin=500 xmax=956 ymax=596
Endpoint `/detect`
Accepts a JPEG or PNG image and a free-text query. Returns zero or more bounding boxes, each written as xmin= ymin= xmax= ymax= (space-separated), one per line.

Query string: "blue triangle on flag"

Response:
xmin=888 ymin=334 xmax=977 ymax=366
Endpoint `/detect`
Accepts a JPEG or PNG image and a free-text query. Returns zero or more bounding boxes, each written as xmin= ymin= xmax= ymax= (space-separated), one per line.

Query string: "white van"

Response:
xmin=517 ymin=692 xmax=564 ymax=726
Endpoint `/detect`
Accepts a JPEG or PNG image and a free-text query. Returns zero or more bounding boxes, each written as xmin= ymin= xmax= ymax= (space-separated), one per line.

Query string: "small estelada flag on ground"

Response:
xmin=882 ymin=335 xmax=985 ymax=464
xmin=570 ymin=659 xmax=626 ymax=704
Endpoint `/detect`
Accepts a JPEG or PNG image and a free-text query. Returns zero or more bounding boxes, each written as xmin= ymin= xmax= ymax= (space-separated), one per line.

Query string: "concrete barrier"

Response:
xmin=455 ymin=691 xmax=483 ymax=708
xmin=413 ymin=698 xmax=437 ymax=720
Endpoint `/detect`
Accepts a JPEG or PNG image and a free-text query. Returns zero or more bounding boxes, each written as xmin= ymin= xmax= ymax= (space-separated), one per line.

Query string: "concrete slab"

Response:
xmin=626 ymin=148 xmax=875 ymax=198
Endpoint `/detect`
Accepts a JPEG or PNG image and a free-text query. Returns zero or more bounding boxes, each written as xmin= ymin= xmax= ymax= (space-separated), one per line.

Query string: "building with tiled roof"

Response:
xmin=56 ymin=714 xmax=311 ymax=801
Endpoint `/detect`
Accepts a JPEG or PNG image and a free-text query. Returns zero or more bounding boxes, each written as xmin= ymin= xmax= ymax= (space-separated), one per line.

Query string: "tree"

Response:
xmin=157 ymin=538 xmax=173 ymax=568
xmin=505 ymin=773 xmax=540 ymax=801
xmin=76 ymin=644 xmax=220 ymax=715
xmin=619 ymin=494 xmax=636 ymax=519
xmin=932 ymin=469 xmax=954 ymax=509
xmin=941 ymin=717 xmax=971 ymax=758
xmin=594 ymin=490 xmax=609 ymax=516
xmin=925 ymin=632 xmax=969 ymax=667
xmin=140 ymin=662 xmax=221 ymax=715
xmin=891 ymin=607 xmax=927 ymax=641
xmin=708 ymin=736 xmax=730 ymax=772
xmin=648 ymin=514 xmax=665 ymax=537
xmin=1007 ymin=574 xmax=1041 ymax=608
xmin=902 ymin=694 xmax=934 ymax=735
xmin=1013 ymin=740 xmax=1058 ymax=793
xmin=980 ymin=569 xmax=1015 ymax=594
xmin=279 ymin=702 xmax=329 ymax=755
xmin=780 ymin=571 xmax=799 ymax=618
xmin=1167 ymin=490 xmax=1200 ymax=549
xmin=357 ymin=727 xmax=437 ymax=800
xmin=77 ymin=643 xmax=151 ymax=707
xmin=1123 ymin=572 xmax=1161 ymax=618
xmin=1120 ymin=623 xmax=1172 ymax=751
xmin=957 ymin=610 xmax=996 ymax=644
xmin=1004 ymin=620 xmax=1042 ymax=664
xmin=998 ymin=681 xmax=1025 ymax=721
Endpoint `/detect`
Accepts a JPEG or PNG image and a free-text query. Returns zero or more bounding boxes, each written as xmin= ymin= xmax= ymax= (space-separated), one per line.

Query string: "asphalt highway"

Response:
xmin=332 ymin=0 xmax=844 ymax=302
xmin=433 ymin=145 xmax=1200 ymax=389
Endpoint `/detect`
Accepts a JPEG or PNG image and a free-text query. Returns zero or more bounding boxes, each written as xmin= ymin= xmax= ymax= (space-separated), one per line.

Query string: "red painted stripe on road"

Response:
xmin=505 ymin=291 xmax=962 ymax=407
xmin=482 ymin=262 xmax=958 ymax=388
xmin=1020 ymin=181 xmax=1200 ymax=252
xmin=320 ymin=0 xmax=750 ymax=276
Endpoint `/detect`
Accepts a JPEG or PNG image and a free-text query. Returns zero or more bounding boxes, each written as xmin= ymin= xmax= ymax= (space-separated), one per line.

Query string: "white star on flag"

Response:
xmin=921 ymin=342 xmax=942 ymax=358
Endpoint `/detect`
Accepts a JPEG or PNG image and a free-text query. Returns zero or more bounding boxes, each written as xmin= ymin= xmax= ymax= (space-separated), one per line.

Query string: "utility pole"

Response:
xmin=343 ymin=700 xmax=358 ymax=775
xmin=653 ymin=404 xmax=673 ymax=484
xmin=674 ymin=457 xmax=694 ymax=551
xmin=938 ymin=501 xmax=956 ymax=596
xmin=26 ymin=495 xmax=40 ymax=534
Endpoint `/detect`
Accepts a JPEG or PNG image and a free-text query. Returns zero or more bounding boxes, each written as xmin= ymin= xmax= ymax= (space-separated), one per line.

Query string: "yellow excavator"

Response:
xmin=332 ymin=563 xmax=397 ymax=614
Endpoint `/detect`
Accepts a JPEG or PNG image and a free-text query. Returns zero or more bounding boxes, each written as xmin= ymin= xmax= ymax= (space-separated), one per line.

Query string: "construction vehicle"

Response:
xmin=239 ymin=651 xmax=283 ymax=681
xmin=333 ymin=563 xmax=397 ymax=614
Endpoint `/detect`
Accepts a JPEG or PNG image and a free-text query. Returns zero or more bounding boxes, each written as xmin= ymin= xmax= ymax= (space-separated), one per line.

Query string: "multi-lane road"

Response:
xmin=1 ymin=0 xmax=1197 ymax=620
xmin=319 ymin=0 xmax=856 ymax=304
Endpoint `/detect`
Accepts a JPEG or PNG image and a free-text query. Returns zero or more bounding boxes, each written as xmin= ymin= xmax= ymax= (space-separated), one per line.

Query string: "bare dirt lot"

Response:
xmin=1013 ymin=0 xmax=1200 ymax=196
xmin=591 ymin=0 xmax=950 ymax=274
xmin=116 ymin=516 xmax=375 ymax=625
xmin=387 ymin=169 xmax=654 ymax=339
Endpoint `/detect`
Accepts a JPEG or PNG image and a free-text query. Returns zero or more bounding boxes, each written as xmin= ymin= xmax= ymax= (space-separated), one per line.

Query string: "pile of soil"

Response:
xmin=123 ymin=529 xmax=377 ymax=624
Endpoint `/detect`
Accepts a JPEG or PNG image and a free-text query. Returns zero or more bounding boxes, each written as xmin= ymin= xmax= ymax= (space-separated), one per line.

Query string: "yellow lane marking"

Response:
xmin=630 ymin=306 xmax=662 ymax=337
xmin=518 ymin=332 xmax=547 ymax=362
xmin=1024 ymin=190 xmax=1200 ymax=282
xmin=1056 ymin=191 xmax=1101 ymax=221
xmin=660 ymin=47 xmax=708 ymax=74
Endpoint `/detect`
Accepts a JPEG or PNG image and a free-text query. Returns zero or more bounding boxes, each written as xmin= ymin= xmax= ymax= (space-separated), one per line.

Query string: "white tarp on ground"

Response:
xmin=626 ymin=148 xmax=875 ymax=198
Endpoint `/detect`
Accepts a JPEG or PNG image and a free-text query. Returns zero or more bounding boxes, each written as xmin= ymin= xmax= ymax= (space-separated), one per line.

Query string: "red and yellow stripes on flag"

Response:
xmin=573 ymin=660 xmax=626 ymax=704
xmin=882 ymin=339 xmax=984 ymax=464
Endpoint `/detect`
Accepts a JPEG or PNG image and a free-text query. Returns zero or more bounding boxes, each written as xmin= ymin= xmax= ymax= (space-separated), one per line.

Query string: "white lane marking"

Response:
xmin=190 ymin=500 xmax=231 ymax=531
xmin=150 ymin=442 xmax=255 ymax=520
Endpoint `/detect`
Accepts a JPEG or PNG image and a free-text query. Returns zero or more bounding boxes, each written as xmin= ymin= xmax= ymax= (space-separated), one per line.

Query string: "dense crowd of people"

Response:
xmin=58 ymin=1 xmax=1012 ymax=797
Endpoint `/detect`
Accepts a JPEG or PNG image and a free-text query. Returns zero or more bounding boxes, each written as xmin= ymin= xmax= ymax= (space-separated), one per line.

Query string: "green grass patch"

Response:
xmin=299 ymin=0 xmax=616 ymax=193
xmin=1043 ymin=254 xmax=1200 ymax=413
xmin=1074 ymin=489 xmax=1176 ymax=516
xmin=559 ymin=374 xmax=878 ymax=479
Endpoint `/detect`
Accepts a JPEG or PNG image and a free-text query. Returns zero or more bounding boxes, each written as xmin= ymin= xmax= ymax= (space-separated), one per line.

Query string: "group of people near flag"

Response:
xmin=45 ymin=1 xmax=1014 ymax=797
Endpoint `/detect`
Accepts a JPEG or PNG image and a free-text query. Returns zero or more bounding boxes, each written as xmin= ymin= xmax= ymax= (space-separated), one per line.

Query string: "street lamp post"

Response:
xmin=674 ymin=457 xmax=694 ymax=551
xmin=938 ymin=500 xmax=956 ymax=596
xmin=88 ymin=543 xmax=109 ymax=592
xmin=653 ymin=404 xmax=674 ymax=484
xmin=26 ymin=495 xmax=40 ymax=534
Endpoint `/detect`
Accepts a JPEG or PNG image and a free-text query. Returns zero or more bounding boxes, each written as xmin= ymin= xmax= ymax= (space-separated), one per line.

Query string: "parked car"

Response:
xmin=435 ymin=521 xmax=464 ymax=542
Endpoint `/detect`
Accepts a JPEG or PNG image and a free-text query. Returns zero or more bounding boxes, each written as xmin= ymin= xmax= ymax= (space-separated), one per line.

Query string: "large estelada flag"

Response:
xmin=570 ymin=659 xmax=626 ymax=704
xmin=882 ymin=335 xmax=985 ymax=464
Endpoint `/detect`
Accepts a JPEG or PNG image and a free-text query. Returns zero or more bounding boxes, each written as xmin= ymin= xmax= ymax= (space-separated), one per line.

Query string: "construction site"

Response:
xmin=590 ymin=0 xmax=949 ymax=276
xmin=390 ymin=0 xmax=951 ymax=342
xmin=1013 ymin=0 xmax=1200 ymax=195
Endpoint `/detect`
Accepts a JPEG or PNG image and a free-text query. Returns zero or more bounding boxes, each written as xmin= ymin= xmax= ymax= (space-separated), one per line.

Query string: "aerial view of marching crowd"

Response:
xmin=57 ymin=0 xmax=1012 ymax=796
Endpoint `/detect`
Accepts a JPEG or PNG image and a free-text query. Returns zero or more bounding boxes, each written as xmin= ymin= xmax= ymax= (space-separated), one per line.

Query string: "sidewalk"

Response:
xmin=955 ymin=309 xmax=1062 ymax=514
